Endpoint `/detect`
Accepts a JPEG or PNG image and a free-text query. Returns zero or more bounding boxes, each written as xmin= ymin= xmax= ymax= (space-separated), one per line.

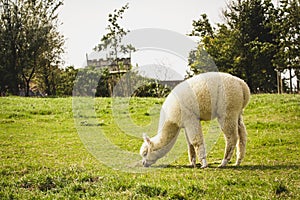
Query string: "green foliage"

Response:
xmin=186 ymin=44 xmax=217 ymax=78
xmin=133 ymin=81 xmax=171 ymax=98
xmin=273 ymin=0 xmax=300 ymax=72
xmin=94 ymin=3 xmax=135 ymax=61
xmin=0 ymin=0 xmax=64 ymax=96
xmin=273 ymin=0 xmax=300 ymax=91
xmin=189 ymin=14 xmax=214 ymax=38
xmin=74 ymin=65 xmax=171 ymax=97
xmin=73 ymin=66 xmax=104 ymax=97
xmin=189 ymin=0 xmax=299 ymax=93
xmin=56 ymin=66 xmax=78 ymax=96
xmin=0 ymin=95 xmax=299 ymax=199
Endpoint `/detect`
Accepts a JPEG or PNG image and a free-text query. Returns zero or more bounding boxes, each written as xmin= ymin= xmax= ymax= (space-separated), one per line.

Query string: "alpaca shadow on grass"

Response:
xmin=152 ymin=163 xmax=207 ymax=169
xmin=228 ymin=164 xmax=299 ymax=171
xmin=152 ymin=163 xmax=299 ymax=171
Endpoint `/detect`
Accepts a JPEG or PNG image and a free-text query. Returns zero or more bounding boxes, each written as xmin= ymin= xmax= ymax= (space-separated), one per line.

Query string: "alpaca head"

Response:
xmin=140 ymin=134 xmax=159 ymax=167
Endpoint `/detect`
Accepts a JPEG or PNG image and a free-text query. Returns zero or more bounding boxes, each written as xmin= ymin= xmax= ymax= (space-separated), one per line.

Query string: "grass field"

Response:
xmin=0 ymin=94 xmax=299 ymax=199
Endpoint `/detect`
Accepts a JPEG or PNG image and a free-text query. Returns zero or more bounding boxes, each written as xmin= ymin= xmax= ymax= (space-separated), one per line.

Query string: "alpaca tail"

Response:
xmin=241 ymin=80 xmax=251 ymax=109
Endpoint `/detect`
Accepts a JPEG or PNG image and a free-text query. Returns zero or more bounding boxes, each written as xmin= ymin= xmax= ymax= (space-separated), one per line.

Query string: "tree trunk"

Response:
xmin=277 ymin=70 xmax=283 ymax=94
xmin=51 ymin=71 xmax=56 ymax=96
xmin=289 ymin=67 xmax=293 ymax=94
xmin=22 ymin=62 xmax=36 ymax=97
xmin=25 ymin=79 xmax=30 ymax=97
xmin=10 ymin=42 xmax=19 ymax=95
xmin=44 ymin=74 xmax=51 ymax=95
xmin=297 ymin=77 xmax=300 ymax=94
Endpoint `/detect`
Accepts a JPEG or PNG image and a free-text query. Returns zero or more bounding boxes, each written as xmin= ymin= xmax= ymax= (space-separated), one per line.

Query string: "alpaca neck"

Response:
xmin=151 ymin=121 xmax=180 ymax=159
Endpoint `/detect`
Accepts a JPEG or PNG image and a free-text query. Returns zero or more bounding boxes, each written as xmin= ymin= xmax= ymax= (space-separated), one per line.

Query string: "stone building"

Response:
xmin=86 ymin=54 xmax=131 ymax=74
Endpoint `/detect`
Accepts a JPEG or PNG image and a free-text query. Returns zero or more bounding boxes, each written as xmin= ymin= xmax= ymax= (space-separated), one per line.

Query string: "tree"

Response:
xmin=273 ymin=0 xmax=300 ymax=93
xmin=189 ymin=0 xmax=279 ymax=93
xmin=0 ymin=0 xmax=64 ymax=96
xmin=74 ymin=66 xmax=120 ymax=97
xmin=95 ymin=3 xmax=135 ymax=65
xmin=187 ymin=14 xmax=220 ymax=78
xmin=56 ymin=66 xmax=78 ymax=96
xmin=94 ymin=3 xmax=136 ymax=97
xmin=0 ymin=0 xmax=22 ymax=95
xmin=223 ymin=0 xmax=279 ymax=92
xmin=133 ymin=81 xmax=171 ymax=97
xmin=189 ymin=14 xmax=214 ymax=38
xmin=19 ymin=0 xmax=64 ymax=96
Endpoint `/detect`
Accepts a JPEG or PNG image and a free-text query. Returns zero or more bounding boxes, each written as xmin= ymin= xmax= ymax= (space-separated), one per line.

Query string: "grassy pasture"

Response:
xmin=0 ymin=94 xmax=299 ymax=199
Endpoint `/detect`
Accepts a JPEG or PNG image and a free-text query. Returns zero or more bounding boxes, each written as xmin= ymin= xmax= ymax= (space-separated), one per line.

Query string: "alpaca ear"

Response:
xmin=143 ymin=133 xmax=151 ymax=145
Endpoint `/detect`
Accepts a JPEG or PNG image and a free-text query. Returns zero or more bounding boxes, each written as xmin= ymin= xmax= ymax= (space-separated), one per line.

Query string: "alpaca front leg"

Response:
xmin=195 ymin=143 xmax=208 ymax=168
xmin=185 ymin=120 xmax=208 ymax=168
xmin=185 ymin=129 xmax=196 ymax=167
xmin=188 ymin=144 xmax=196 ymax=168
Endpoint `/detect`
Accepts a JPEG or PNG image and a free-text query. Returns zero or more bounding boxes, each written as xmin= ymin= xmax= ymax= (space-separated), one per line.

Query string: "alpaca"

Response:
xmin=140 ymin=72 xmax=250 ymax=168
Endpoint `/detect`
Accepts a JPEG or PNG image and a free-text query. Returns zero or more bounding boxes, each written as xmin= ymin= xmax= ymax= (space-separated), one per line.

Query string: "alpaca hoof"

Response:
xmin=188 ymin=160 xmax=196 ymax=168
xmin=191 ymin=158 xmax=196 ymax=168
xmin=189 ymin=163 xmax=196 ymax=168
xmin=201 ymin=164 xmax=208 ymax=169
xmin=200 ymin=159 xmax=208 ymax=169
xmin=218 ymin=159 xmax=228 ymax=168
xmin=234 ymin=159 xmax=242 ymax=166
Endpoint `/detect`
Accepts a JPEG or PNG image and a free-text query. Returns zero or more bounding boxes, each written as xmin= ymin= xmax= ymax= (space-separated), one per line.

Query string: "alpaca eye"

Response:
xmin=142 ymin=151 xmax=147 ymax=157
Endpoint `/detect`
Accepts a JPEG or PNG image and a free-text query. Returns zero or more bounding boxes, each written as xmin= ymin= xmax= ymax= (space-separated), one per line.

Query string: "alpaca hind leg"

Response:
xmin=218 ymin=118 xmax=238 ymax=167
xmin=235 ymin=115 xmax=247 ymax=166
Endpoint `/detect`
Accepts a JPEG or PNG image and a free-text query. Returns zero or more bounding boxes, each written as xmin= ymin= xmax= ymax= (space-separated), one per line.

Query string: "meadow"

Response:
xmin=0 ymin=94 xmax=299 ymax=199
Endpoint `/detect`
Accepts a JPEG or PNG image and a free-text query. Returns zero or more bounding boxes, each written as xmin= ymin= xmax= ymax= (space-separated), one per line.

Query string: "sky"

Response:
xmin=58 ymin=0 xmax=228 ymax=79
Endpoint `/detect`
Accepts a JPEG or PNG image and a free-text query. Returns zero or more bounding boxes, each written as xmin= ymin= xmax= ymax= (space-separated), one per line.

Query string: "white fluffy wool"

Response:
xmin=140 ymin=72 xmax=250 ymax=168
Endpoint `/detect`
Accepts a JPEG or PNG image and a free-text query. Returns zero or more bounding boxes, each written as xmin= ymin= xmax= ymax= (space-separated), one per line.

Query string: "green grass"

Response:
xmin=0 ymin=94 xmax=299 ymax=199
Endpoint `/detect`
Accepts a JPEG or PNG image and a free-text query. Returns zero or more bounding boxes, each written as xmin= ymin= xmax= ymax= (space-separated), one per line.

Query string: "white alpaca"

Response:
xmin=140 ymin=72 xmax=250 ymax=168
